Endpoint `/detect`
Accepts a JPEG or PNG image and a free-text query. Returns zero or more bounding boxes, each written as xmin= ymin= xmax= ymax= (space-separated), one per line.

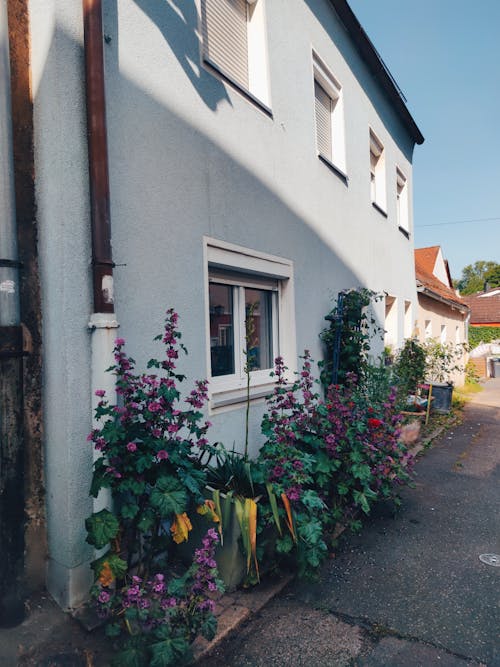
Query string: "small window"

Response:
xmin=384 ymin=295 xmax=398 ymax=348
xmin=370 ymin=129 xmax=386 ymax=212
xmin=396 ymin=167 xmax=409 ymax=233
xmin=440 ymin=325 xmax=447 ymax=344
xmin=404 ymin=300 xmax=412 ymax=338
xmin=425 ymin=319 xmax=432 ymax=340
xmin=201 ymin=0 xmax=270 ymax=106
xmin=205 ymin=239 xmax=296 ymax=407
xmin=313 ymin=53 xmax=346 ymax=174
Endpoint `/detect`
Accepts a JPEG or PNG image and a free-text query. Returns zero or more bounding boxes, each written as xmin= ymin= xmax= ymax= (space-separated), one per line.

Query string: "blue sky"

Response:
xmin=348 ymin=0 xmax=500 ymax=281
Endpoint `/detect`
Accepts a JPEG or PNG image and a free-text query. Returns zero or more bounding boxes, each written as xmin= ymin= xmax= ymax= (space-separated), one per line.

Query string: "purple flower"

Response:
xmin=157 ymin=450 xmax=169 ymax=460
xmin=95 ymin=389 xmax=106 ymax=397
xmin=98 ymin=590 xmax=110 ymax=604
xmin=115 ymin=337 xmax=125 ymax=347
xmin=126 ymin=442 xmax=137 ymax=452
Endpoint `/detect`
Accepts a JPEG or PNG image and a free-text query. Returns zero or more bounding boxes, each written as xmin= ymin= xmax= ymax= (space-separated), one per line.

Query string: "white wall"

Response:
xmin=31 ymin=0 xmax=420 ymax=607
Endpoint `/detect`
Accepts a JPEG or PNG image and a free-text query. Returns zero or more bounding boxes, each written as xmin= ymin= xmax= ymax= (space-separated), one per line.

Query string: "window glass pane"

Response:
xmin=245 ymin=288 xmax=273 ymax=371
xmin=209 ymin=283 xmax=235 ymax=376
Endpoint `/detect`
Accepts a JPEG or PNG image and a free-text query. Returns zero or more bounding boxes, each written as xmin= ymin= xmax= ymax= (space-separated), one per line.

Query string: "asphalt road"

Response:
xmin=200 ymin=380 xmax=500 ymax=667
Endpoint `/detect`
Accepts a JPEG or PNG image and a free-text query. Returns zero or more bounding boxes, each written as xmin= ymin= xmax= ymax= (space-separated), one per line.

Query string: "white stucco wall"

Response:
xmin=30 ymin=0 xmax=420 ymax=606
xmin=30 ymin=0 xmax=94 ymax=607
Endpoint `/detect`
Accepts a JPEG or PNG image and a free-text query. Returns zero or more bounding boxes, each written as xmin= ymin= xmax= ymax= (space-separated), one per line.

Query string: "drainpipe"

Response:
xmin=0 ymin=0 xmax=25 ymax=626
xmin=83 ymin=0 xmax=118 ymax=513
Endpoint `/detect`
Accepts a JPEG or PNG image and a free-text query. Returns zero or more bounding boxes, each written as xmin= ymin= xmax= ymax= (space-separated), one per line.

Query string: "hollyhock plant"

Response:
xmin=259 ymin=352 xmax=414 ymax=579
xmin=85 ymin=309 xmax=222 ymax=665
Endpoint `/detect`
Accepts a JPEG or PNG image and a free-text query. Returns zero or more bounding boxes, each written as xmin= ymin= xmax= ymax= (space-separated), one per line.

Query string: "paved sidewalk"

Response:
xmin=200 ymin=379 xmax=500 ymax=666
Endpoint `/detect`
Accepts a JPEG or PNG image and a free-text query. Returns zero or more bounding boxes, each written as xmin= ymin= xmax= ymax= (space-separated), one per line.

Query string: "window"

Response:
xmin=205 ymin=239 xmax=296 ymax=408
xmin=313 ymin=53 xmax=346 ymax=174
xmin=404 ymin=300 xmax=413 ymax=338
xmin=396 ymin=167 xmax=409 ymax=233
xmin=455 ymin=325 xmax=460 ymax=345
xmin=425 ymin=319 xmax=432 ymax=340
xmin=384 ymin=295 xmax=398 ymax=349
xmin=369 ymin=129 xmax=386 ymax=212
xmin=201 ymin=0 xmax=270 ymax=107
xmin=440 ymin=325 xmax=447 ymax=344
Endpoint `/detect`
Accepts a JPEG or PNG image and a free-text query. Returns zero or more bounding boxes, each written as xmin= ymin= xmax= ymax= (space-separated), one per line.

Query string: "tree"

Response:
xmin=457 ymin=261 xmax=500 ymax=295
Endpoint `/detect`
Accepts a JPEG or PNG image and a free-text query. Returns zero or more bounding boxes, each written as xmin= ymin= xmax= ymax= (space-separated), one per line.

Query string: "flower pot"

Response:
xmin=177 ymin=492 xmax=247 ymax=592
xmin=430 ymin=383 xmax=453 ymax=414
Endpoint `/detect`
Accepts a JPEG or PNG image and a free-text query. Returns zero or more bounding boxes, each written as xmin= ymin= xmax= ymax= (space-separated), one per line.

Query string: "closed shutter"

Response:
xmin=314 ymin=80 xmax=332 ymax=160
xmin=202 ymin=0 xmax=249 ymax=90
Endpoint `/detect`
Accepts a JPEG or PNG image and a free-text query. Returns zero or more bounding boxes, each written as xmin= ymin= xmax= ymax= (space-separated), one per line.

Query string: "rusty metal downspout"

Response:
xmin=82 ymin=0 xmax=118 ymax=542
xmin=83 ymin=0 xmax=114 ymax=313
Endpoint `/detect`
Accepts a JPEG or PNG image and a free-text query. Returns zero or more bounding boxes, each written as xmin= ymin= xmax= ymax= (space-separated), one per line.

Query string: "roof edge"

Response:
xmin=417 ymin=284 xmax=470 ymax=314
xmin=330 ymin=0 xmax=424 ymax=145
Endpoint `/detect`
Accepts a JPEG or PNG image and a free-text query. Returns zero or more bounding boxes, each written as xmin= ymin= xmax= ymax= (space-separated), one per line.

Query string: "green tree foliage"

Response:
xmin=457 ymin=261 xmax=500 ymax=295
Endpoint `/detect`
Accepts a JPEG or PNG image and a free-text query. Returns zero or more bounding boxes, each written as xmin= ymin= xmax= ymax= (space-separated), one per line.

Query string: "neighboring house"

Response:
xmin=2 ymin=0 xmax=423 ymax=609
xmin=462 ymin=288 xmax=500 ymax=377
xmin=414 ymin=246 xmax=469 ymax=384
xmin=462 ymin=288 xmax=500 ymax=328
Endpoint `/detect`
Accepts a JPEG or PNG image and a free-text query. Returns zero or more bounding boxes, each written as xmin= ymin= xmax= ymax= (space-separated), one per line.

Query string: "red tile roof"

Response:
xmin=462 ymin=291 xmax=500 ymax=324
xmin=414 ymin=248 xmax=468 ymax=311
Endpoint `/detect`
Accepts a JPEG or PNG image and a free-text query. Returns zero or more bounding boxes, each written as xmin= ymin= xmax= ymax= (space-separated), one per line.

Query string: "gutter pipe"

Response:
xmin=0 ymin=0 xmax=25 ymax=626
xmin=82 ymin=0 xmax=118 ymax=519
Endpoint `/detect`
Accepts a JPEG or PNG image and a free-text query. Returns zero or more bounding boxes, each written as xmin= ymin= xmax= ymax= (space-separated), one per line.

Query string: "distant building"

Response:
xmin=414 ymin=246 xmax=469 ymax=385
xmin=462 ymin=288 xmax=500 ymax=328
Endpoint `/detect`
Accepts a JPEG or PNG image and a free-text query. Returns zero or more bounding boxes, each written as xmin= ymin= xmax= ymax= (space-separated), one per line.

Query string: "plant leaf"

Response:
xmin=85 ymin=509 xmax=119 ymax=549
xmin=265 ymin=483 xmax=282 ymax=536
xmin=150 ymin=476 xmax=188 ymax=517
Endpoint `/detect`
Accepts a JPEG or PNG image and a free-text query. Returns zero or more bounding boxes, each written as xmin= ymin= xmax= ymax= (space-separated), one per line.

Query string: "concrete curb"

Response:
xmin=192 ymin=573 xmax=294 ymax=662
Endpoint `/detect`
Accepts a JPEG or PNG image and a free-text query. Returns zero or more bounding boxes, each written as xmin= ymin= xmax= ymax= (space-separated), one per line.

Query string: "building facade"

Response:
xmin=4 ymin=0 xmax=423 ymax=608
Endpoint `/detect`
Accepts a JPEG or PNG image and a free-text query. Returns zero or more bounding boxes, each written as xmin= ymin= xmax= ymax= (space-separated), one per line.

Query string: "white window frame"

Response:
xmin=370 ymin=128 xmax=386 ymax=212
xmin=425 ymin=319 xmax=432 ymax=340
xmin=396 ymin=167 xmax=409 ymax=233
xmin=312 ymin=52 xmax=346 ymax=175
xmin=440 ymin=324 xmax=447 ymax=344
xmin=204 ymin=238 xmax=296 ymax=410
xmin=200 ymin=0 xmax=271 ymax=108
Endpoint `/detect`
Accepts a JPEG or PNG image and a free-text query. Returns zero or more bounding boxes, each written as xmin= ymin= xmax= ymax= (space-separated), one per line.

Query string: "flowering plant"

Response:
xmin=85 ymin=309 xmax=221 ymax=664
xmin=259 ymin=353 xmax=414 ymax=579
xmin=93 ymin=528 xmax=222 ymax=666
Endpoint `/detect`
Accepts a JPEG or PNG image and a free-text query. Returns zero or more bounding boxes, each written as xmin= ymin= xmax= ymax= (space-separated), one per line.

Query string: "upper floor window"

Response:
xmin=313 ymin=53 xmax=346 ymax=175
xmin=396 ymin=167 xmax=409 ymax=234
xmin=370 ymin=129 xmax=386 ymax=212
xmin=201 ymin=0 xmax=270 ymax=107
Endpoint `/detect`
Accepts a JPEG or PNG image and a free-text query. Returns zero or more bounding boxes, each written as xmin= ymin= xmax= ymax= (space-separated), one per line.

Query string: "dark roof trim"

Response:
xmin=329 ymin=0 xmax=425 ymax=145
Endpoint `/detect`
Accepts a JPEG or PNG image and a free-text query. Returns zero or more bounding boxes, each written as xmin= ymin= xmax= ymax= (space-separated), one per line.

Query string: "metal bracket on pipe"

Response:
xmin=0 ymin=259 xmax=23 ymax=269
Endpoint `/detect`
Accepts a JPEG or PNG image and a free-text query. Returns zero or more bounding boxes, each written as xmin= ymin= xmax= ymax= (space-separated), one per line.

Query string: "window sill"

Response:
xmin=318 ymin=154 xmax=348 ymax=185
xmin=203 ymin=58 xmax=273 ymax=119
xmin=210 ymin=381 xmax=276 ymax=412
xmin=372 ymin=201 xmax=388 ymax=218
xmin=398 ymin=225 xmax=410 ymax=239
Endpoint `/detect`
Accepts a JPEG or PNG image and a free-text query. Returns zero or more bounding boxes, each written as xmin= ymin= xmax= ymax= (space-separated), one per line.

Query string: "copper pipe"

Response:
xmin=83 ymin=0 xmax=114 ymax=313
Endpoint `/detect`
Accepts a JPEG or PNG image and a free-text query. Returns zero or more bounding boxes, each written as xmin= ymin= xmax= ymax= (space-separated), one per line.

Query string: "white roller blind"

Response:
xmin=202 ymin=0 xmax=249 ymax=90
xmin=315 ymin=80 xmax=332 ymax=160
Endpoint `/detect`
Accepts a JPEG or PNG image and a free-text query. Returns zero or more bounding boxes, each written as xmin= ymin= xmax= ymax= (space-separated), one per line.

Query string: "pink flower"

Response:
xmin=157 ymin=450 xmax=169 ymax=460
xmin=115 ymin=337 xmax=125 ymax=346
xmin=126 ymin=442 xmax=137 ymax=453
xmin=95 ymin=389 xmax=106 ymax=397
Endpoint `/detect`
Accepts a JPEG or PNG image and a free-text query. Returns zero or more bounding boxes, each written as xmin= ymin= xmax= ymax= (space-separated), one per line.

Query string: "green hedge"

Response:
xmin=469 ymin=326 xmax=500 ymax=349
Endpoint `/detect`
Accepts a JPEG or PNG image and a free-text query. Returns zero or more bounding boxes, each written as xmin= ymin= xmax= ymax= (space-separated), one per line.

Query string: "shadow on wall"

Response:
xmin=120 ymin=0 xmax=231 ymax=112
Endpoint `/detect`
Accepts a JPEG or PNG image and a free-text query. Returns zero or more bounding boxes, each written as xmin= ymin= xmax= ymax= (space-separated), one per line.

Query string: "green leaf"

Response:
xmin=150 ymin=636 xmax=190 ymax=667
xmin=300 ymin=519 xmax=323 ymax=545
xmin=200 ymin=614 xmax=218 ymax=641
xmin=121 ymin=503 xmax=139 ymax=520
xmin=150 ymin=476 xmax=188 ymax=516
xmin=300 ymin=490 xmax=326 ymax=512
xmin=90 ymin=461 xmax=109 ymax=498
xmin=276 ymin=533 xmax=294 ymax=554
xmin=104 ymin=622 xmax=122 ymax=638
xmin=85 ymin=509 xmax=119 ymax=549
xmin=167 ymin=572 xmax=188 ymax=597
xmin=112 ymin=641 xmax=148 ymax=667
xmin=137 ymin=512 xmax=155 ymax=533
xmin=314 ymin=452 xmax=332 ymax=475
xmin=91 ymin=552 xmax=127 ymax=580
xmin=337 ymin=482 xmax=349 ymax=496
